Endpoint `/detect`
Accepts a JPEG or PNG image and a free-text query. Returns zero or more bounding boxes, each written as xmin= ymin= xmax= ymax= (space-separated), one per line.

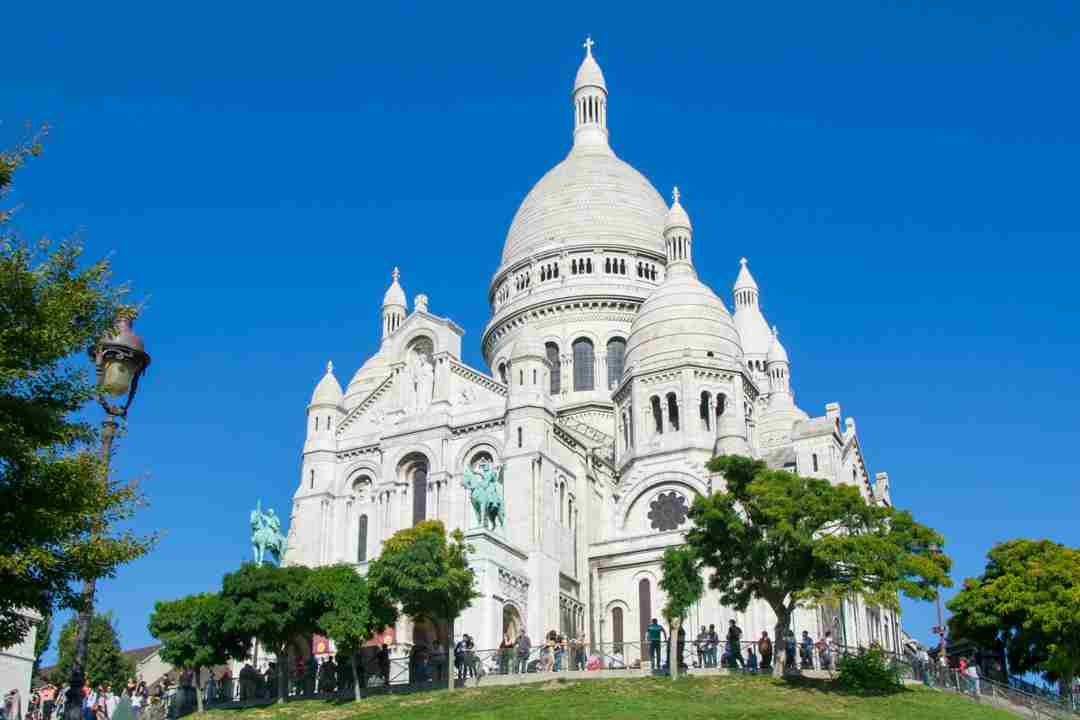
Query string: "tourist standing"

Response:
xmin=514 ymin=630 xmax=531 ymax=674
xmin=800 ymin=631 xmax=815 ymax=669
xmin=695 ymin=626 xmax=709 ymax=669
xmin=574 ymin=633 xmax=587 ymax=671
xmin=746 ymin=644 xmax=758 ymax=672
xmin=758 ymin=631 xmax=773 ymax=671
xmin=707 ymin=624 xmax=719 ymax=668
xmin=646 ymin=618 xmax=666 ymax=669
xmin=783 ymin=629 xmax=797 ymax=672
xmin=498 ymin=633 xmax=513 ymax=675
xmin=378 ymin=644 xmax=391 ymax=687
xmin=726 ymin=620 xmax=744 ymax=669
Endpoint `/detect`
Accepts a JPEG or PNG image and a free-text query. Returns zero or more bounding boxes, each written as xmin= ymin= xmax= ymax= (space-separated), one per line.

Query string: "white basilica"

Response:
xmin=283 ymin=41 xmax=902 ymax=658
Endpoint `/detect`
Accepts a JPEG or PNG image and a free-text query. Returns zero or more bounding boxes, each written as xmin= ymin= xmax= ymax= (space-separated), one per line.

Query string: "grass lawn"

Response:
xmin=202 ymin=674 xmax=1017 ymax=720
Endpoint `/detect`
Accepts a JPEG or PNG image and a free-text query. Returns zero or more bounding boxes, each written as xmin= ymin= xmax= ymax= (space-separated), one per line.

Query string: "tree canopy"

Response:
xmin=220 ymin=563 xmax=324 ymax=703
xmin=688 ymin=456 xmax=950 ymax=661
xmin=367 ymin=521 xmax=476 ymax=690
xmin=53 ymin=611 xmax=134 ymax=690
xmin=0 ymin=129 xmax=153 ymax=647
xmin=305 ymin=565 xmax=398 ymax=700
xmin=659 ymin=545 xmax=704 ymax=680
xmin=948 ymin=538 xmax=1080 ymax=695
xmin=149 ymin=593 xmax=246 ymax=713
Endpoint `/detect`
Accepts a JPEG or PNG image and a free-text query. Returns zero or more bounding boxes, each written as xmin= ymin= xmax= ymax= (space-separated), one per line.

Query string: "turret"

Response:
xmin=572 ymin=36 xmax=611 ymax=153
xmin=505 ymin=335 xmax=553 ymax=454
xmin=382 ymin=267 xmax=407 ymax=340
xmin=733 ymin=257 xmax=773 ymax=376
xmin=303 ymin=361 xmax=343 ymax=491
xmin=663 ymin=186 xmax=693 ymax=270
xmin=766 ymin=326 xmax=791 ymax=395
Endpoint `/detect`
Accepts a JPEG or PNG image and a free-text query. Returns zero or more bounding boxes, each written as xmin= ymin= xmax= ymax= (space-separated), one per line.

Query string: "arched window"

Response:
xmin=572 ymin=337 xmax=595 ymax=391
xmin=612 ymin=607 xmax=624 ymax=654
xmin=498 ymin=362 xmax=508 ymax=384
xmin=517 ymin=426 xmax=523 ymax=448
xmin=638 ymin=579 xmax=652 ymax=646
xmin=715 ymin=394 xmax=726 ymax=433
xmin=700 ymin=391 xmax=711 ymax=431
xmin=620 ymin=259 xmax=626 ymax=274
xmin=559 ymin=482 xmax=565 ymax=524
xmin=667 ymin=393 xmax=680 ymax=432
xmin=357 ymin=515 xmax=368 ymax=562
xmin=606 ymin=337 xmax=626 ymax=388
xmin=314 ymin=416 xmax=319 ymax=431
xmin=650 ymin=396 xmax=663 ymax=435
xmin=546 ymin=342 xmax=560 ymax=394
xmin=410 ymin=460 xmax=428 ymax=526
xmin=812 ymin=453 xmax=819 ymax=472
xmin=309 ymin=469 xmax=315 ymax=489
xmin=518 ymin=369 xmax=524 ymax=386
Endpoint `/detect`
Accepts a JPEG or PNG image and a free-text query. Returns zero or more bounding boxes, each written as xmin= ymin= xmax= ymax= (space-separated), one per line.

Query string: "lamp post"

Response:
xmin=929 ymin=543 xmax=947 ymax=662
xmin=64 ymin=315 xmax=150 ymax=720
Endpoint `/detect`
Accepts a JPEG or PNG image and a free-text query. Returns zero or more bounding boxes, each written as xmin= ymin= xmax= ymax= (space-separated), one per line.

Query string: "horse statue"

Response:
xmin=250 ymin=499 xmax=288 ymax=566
xmin=463 ymin=461 xmax=505 ymax=532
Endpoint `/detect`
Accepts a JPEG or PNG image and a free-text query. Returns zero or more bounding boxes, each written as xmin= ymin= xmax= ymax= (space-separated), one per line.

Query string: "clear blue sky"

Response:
xmin=7 ymin=1 xmax=1078 ymax=662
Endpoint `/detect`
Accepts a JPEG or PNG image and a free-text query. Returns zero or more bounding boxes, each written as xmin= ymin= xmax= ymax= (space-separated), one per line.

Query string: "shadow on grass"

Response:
xmin=779 ymin=673 xmax=911 ymax=699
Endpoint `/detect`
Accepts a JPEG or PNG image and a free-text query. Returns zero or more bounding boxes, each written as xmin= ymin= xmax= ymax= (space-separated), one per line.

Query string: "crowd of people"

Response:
xmin=6 ymin=679 xmax=157 ymax=720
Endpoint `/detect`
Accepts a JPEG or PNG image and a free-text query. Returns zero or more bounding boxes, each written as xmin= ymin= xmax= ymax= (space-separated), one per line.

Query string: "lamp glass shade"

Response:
xmin=100 ymin=356 xmax=137 ymax=397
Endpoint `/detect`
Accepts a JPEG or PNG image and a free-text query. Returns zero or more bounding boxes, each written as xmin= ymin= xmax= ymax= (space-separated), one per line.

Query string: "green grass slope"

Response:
xmin=202 ymin=674 xmax=1016 ymax=720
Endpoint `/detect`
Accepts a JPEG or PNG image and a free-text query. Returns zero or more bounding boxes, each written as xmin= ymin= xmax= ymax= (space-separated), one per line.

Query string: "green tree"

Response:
xmin=149 ymin=593 xmax=246 ymax=713
xmin=688 ymin=455 xmax=950 ymax=674
xmin=367 ymin=521 xmax=477 ymax=691
xmin=306 ymin=565 xmax=398 ymax=701
xmin=53 ymin=612 xmax=134 ymax=690
xmin=948 ymin=539 xmax=1080 ymax=696
xmin=0 ymin=129 xmax=153 ymax=647
xmin=33 ymin=609 xmax=53 ymax=677
xmin=659 ymin=545 xmax=704 ymax=681
xmin=220 ymin=564 xmax=325 ymax=703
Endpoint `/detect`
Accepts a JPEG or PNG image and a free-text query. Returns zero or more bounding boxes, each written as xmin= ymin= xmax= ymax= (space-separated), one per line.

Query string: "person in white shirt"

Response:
xmin=965 ymin=661 xmax=980 ymax=697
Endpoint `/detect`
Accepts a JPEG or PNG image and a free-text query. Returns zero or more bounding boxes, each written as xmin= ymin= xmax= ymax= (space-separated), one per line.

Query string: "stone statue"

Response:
xmin=463 ymin=461 xmax=505 ymax=531
xmin=250 ymin=500 xmax=288 ymax=566
xmin=407 ymin=349 xmax=434 ymax=412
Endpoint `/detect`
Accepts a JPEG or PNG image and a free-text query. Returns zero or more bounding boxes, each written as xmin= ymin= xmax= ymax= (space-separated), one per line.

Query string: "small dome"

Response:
xmin=665 ymin=187 xmax=691 ymax=232
xmin=383 ymin=267 xmax=406 ymax=308
xmin=311 ymin=361 xmax=343 ymax=406
xmin=734 ymin=257 xmax=758 ymax=292
xmin=511 ymin=334 xmax=546 ymax=360
xmin=767 ymin=327 xmax=789 ymax=364
xmin=343 ymin=351 xmax=390 ymax=409
xmin=574 ymin=38 xmax=606 ymax=92
xmin=625 ymin=266 xmax=742 ymax=371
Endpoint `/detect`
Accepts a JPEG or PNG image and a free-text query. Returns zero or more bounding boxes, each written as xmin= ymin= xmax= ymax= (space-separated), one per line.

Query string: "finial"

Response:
xmin=583 ymin=35 xmax=595 ymax=58
xmin=392 ymin=267 xmax=400 ymax=283
xmin=326 ymin=360 xmax=334 ymax=374
xmin=672 ymin=186 xmax=681 ymax=205
xmin=740 ymin=257 xmax=748 ymax=267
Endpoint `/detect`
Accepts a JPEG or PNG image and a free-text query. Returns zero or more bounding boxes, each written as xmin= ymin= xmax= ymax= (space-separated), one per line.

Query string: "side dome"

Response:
xmin=625 ymin=266 xmax=742 ymax=372
xmin=311 ymin=362 xmax=343 ymax=406
xmin=343 ymin=352 xmax=390 ymax=409
xmin=499 ymin=152 xmax=668 ymax=266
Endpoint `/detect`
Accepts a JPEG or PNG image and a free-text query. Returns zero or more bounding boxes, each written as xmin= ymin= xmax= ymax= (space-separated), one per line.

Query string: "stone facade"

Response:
xmin=0 ymin=611 xmax=38 ymax=704
xmin=284 ymin=41 xmax=902 ymax=657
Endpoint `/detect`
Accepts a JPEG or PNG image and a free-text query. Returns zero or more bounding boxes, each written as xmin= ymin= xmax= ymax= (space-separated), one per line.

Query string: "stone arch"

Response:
xmin=338 ymin=460 xmax=380 ymax=496
xmin=388 ymin=443 xmax=439 ymax=476
xmin=398 ymin=327 xmax=439 ymax=357
xmin=453 ymin=435 xmax=503 ymax=473
xmin=501 ymin=601 xmax=524 ymax=640
xmin=616 ymin=471 xmax=708 ymax=532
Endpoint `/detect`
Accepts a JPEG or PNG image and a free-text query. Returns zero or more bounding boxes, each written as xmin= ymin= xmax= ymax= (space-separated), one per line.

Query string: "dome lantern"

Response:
xmin=572 ymin=36 xmax=610 ymax=153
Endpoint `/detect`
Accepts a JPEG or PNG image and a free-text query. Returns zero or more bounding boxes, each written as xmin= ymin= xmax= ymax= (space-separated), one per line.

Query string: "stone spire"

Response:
xmin=733 ymin=257 xmax=773 ymax=365
xmin=663 ymin=186 xmax=693 ymax=271
xmin=572 ymin=36 xmax=610 ymax=153
xmin=382 ymin=267 xmax=407 ymax=340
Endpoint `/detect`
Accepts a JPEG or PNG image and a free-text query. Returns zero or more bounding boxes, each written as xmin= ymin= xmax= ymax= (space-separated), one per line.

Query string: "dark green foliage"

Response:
xmin=53 ymin=612 xmax=135 ymax=690
xmin=0 ymin=128 xmax=153 ymax=647
xmin=659 ymin=546 xmax=704 ymax=681
xmin=220 ymin=564 xmax=326 ymax=703
xmin=948 ymin=538 xmax=1080 ymax=695
xmin=836 ymin=647 xmax=903 ymax=694
xmin=149 ymin=593 xmax=247 ymax=713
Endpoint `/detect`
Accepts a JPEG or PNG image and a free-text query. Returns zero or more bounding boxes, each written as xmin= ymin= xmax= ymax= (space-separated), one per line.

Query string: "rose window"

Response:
xmin=648 ymin=491 xmax=689 ymax=531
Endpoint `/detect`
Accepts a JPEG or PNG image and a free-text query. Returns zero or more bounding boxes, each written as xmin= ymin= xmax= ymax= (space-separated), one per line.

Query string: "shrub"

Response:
xmin=836 ymin=647 xmax=903 ymax=694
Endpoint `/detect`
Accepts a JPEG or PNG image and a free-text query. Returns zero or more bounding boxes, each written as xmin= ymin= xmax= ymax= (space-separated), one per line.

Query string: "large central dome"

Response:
xmin=500 ymin=150 xmax=668 ymax=266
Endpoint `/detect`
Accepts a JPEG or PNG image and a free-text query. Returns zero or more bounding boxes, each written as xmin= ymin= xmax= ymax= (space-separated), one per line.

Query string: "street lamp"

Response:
xmin=64 ymin=315 xmax=150 ymax=720
xmin=929 ymin=543 xmax=947 ymax=662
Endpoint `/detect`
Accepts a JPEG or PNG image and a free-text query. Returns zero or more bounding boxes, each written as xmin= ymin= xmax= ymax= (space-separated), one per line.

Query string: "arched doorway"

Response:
xmin=502 ymin=604 xmax=522 ymax=640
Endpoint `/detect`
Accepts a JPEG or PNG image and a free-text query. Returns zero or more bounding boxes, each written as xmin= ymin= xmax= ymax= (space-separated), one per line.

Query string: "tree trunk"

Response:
xmin=194 ymin=666 xmax=204 ymax=714
xmin=773 ymin=608 xmax=790 ymax=678
xmin=278 ymin=647 xmax=288 ymax=704
xmin=446 ymin=615 xmax=455 ymax=693
xmin=670 ymin=619 xmax=681 ymax=681
xmin=350 ymin=652 xmax=361 ymax=702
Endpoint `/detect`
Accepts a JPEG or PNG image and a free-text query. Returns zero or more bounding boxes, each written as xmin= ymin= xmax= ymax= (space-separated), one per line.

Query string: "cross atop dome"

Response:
xmin=392 ymin=267 xmax=400 ymax=282
xmin=583 ymin=35 xmax=595 ymax=57
xmin=326 ymin=360 xmax=334 ymax=374
xmin=672 ymin=186 xmax=681 ymax=204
